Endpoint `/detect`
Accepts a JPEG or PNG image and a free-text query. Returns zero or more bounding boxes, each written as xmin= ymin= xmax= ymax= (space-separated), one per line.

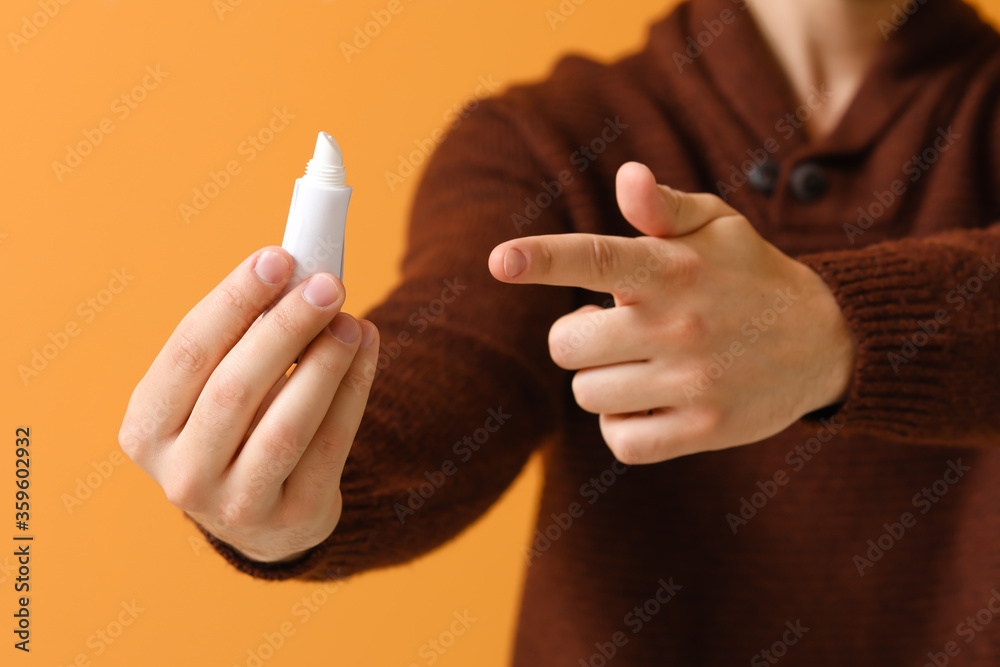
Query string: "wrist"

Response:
xmin=267 ymin=547 xmax=312 ymax=564
xmin=798 ymin=262 xmax=859 ymax=413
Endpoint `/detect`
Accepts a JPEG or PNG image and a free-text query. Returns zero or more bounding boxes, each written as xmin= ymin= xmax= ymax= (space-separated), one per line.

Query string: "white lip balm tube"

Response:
xmin=272 ymin=131 xmax=351 ymax=306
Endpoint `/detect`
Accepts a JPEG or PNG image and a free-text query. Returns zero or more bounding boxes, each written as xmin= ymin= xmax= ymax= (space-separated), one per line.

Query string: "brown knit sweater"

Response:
xmin=188 ymin=0 xmax=1000 ymax=663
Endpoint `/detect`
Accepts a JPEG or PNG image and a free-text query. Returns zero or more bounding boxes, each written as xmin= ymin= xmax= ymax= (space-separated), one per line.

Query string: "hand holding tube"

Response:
xmin=119 ymin=247 xmax=380 ymax=563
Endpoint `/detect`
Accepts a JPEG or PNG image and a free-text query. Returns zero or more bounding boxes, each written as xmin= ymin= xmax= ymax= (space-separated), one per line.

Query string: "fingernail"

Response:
xmin=503 ymin=248 xmax=526 ymax=278
xmin=328 ymin=313 xmax=360 ymax=343
xmin=303 ymin=274 xmax=339 ymax=308
xmin=254 ymin=250 xmax=289 ymax=284
xmin=360 ymin=321 xmax=377 ymax=348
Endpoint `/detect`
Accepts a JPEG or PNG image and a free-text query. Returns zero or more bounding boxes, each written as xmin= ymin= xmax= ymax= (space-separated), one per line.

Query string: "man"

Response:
xmin=119 ymin=0 xmax=1000 ymax=663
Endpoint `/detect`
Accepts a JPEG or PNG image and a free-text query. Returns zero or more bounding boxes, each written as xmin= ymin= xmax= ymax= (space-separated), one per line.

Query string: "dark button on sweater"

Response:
xmin=789 ymin=162 xmax=828 ymax=202
xmin=748 ymin=159 xmax=780 ymax=195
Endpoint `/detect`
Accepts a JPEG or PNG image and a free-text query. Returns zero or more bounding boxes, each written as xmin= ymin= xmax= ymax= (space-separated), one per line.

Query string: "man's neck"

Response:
xmin=745 ymin=0 xmax=896 ymax=140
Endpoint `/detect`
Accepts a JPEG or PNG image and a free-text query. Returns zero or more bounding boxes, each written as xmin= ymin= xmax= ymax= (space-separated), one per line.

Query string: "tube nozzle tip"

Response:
xmin=313 ymin=132 xmax=343 ymax=167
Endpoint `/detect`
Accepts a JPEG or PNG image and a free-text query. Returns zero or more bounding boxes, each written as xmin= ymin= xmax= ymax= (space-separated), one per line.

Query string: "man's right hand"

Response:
xmin=118 ymin=246 xmax=380 ymax=563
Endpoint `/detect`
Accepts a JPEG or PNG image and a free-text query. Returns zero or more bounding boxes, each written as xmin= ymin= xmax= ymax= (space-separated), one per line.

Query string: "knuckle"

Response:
xmin=322 ymin=488 xmax=345 ymax=525
xmin=548 ymin=341 xmax=574 ymax=370
xmin=677 ymin=362 xmax=702 ymax=386
xmin=210 ymin=366 xmax=253 ymax=412
xmin=344 ymin=357 xmax=377 ymax=397
xmin=547 ymin=322 xmax=576 ymax=368
xmin=589 ymin=236 xmax=616 ymax=280
xmin=170 ymin=330 xmax=207 ymax=374
xmin=286 ymin=462 xmax=338 ymax=513
xmin=118 ymin=392 xmax=179 ymax=462
xmin=637 ymin=238 xmax=675 ymax=280
xmin=217 ymin=492 xmax=254 ymax=528
xmin=603 ymin=430 xmax=647 ymax=465
xmin=666 ymin=311 xmax=708 ymax=345
xmin=536 ymin=243 xmax=556 ymax=276
xmin=163 ymin=471 xmax=206 ymax=512
xmin=665 ymin=246 xmax=702 ymax=285
xmin=571 ymin=371 xmax=601 ymax=414
xmin=259 ymin=421 xmax=304 ymax=471
xmin=310 ymin=342 xmax=352 ymax=377
xmin=267 ymin=303 xmax=308 ymax=338
xmin=216 ymin=280 xmax=252 ymax=315
xmin=671 ymin=188 xmax=692 ymax=222
xmin=688 ymin=405 xmax=725 ymax=440
xmin=242 ymin=466 xmax=274 ymax=501
xmin=698 ymin=191 xmax=727 ymax=213
xmin=117 ymin=417 xmax=148 ymax=461
xmin=677 ymin=363 xmax=711 ymax=398
xmin=274 ymin=502 xmax=311 ymax=534
xmin=366 ymin=323 xmax=380 ymax=348
xmin=272 ymin=509 xmax=333 ymax=558
xmin=710 ymin=213 xmax=750 ymax=238
xmin=310 ymin=427 xmax=344 ymax=465
xmin=641 ymin=235 xmax=673 ymax=262
xmin=719 ymin=212 xmax=748 ymax=228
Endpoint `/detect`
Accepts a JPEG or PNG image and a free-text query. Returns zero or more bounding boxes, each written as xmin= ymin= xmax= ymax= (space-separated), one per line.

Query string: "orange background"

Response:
xmin=3 ymin=0 xmax=1000 ymax=665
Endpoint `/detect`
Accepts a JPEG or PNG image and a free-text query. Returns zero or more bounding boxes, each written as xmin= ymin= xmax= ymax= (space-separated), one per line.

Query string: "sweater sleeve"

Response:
xmin=795 ymin=219 xmax=1000 ymax=445
xmin=186 ymin=96 xmax=576 ymax=580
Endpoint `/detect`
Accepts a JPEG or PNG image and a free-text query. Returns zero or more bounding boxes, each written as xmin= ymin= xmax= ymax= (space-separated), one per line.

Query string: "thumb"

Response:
xmin=616 ymin=161 xmax=737 ymax=237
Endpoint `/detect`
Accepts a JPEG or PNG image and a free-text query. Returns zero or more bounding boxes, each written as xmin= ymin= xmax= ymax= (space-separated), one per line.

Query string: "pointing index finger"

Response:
xmin=488 ymin=233 xmax=669 ymax=296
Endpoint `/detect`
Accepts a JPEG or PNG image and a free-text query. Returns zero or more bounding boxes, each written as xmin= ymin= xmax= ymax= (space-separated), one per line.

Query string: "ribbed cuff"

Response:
xmin=183 ymin=511 xmax=346 ymax=582
xmin=796 ymin=246 xmax=959 ymax=440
